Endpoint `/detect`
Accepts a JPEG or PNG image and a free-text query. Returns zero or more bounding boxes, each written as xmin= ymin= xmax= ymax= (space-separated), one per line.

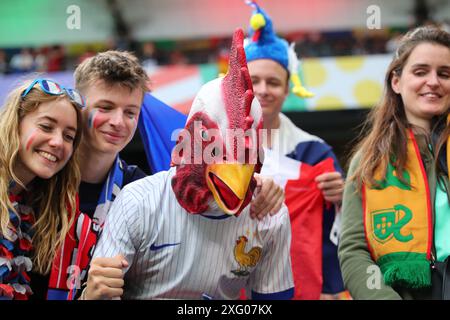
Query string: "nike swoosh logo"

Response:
xmin=150 ymin=242 xmax=181 ymax=251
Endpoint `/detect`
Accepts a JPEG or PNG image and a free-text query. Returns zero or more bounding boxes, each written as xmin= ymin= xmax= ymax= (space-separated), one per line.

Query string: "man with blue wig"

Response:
xmin=243 ymin=0 xmax=346 ymax=299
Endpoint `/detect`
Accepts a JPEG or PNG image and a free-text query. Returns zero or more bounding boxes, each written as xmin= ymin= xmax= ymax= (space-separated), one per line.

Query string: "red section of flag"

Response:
xmin=285 ymin=157 xmax=335 ymax=300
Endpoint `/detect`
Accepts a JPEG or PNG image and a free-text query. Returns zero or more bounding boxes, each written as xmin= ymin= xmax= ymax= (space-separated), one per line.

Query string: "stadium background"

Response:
xmin=1 ymin=0 xmax=449 ymax=174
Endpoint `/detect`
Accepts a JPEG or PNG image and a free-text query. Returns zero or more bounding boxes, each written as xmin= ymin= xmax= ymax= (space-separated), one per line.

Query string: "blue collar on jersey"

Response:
xmin=200 ymin=213 xmax=231 ymax=220
xmin=93 ymin=156 xmax=124 ymax=229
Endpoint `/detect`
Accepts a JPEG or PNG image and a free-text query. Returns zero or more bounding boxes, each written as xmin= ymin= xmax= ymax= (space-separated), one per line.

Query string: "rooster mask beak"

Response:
xmin=206 ymin=163 xmax=255 ymax=215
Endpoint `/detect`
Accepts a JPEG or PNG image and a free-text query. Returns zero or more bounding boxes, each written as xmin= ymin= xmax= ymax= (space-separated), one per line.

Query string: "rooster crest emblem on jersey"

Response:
xmin=171 ymin=28 xmax=264 ymax=216
xmin=231 ymin=235 xmax=262 ymax=276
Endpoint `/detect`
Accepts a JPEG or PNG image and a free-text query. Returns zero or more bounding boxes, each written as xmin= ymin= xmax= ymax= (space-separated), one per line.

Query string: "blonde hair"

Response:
xmin=74 ymin=50 xmax=149 ymax=95
xmin=0 ymin=81 xmax=83 ymax=274
xmin=350 ymin=25 xmax=450 ymax=190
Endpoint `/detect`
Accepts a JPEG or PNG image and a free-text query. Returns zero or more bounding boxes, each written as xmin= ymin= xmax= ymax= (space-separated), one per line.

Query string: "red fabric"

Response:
xmin=14 ymin=292 xmax=28 ymax=300
xmin=0 ymin=284 xmax=14 ymax=299
xmin=48 ymin=195 xmax=98 ymax=299
xmin=19 ymin=238 xmax=32 ymax=251
xmin=0 ymin=245 xmax=14 ymax=259
xmin=238 ymin=158 xmax=335 ymax=300
xmin=285 ymin=158 xmax=335 ymax=300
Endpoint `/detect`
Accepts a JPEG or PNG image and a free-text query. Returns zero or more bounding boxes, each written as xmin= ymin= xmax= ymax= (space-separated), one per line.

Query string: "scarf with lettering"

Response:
xmin=363 ymin=129 xmax=449 ymax=288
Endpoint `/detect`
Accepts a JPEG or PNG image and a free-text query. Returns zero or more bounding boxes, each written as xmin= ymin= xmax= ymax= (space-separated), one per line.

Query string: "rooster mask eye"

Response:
xmin=200 ymin=128 xmax=209 ymax=141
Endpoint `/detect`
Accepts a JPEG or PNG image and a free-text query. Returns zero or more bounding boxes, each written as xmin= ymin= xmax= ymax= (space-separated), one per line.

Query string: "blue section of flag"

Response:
xmin=138 ymin=93 xmax=187 ymax=173
xmin=287 ymin=140 xmax=343 ymax=174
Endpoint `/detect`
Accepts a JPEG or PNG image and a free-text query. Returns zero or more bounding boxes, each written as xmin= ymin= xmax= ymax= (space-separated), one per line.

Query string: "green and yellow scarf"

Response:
xmin=363 ymin=128 xmax=449 ymax=289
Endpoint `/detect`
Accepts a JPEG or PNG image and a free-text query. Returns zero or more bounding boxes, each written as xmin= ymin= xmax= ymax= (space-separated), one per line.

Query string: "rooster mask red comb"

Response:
xmin=171 ymin=28 xmax=264 ymax=216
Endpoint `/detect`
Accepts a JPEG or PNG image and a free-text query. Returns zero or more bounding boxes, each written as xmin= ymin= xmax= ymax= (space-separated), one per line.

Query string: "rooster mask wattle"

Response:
xmin=171 ymin=28 xmax=264 ymax=216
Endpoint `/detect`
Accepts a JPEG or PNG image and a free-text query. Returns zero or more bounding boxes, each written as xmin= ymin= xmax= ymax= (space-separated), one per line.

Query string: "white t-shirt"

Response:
xmin=265 ymin=113 xmax=323 ymax=156
xmin=93 ymin=167 xmax=294 ymax=300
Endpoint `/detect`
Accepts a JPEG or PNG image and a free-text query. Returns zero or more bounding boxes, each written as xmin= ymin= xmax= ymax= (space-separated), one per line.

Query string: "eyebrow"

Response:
xmin=96 ymin=99 xmax=140 ymax=109
xmin=96 ymin=99 xmax=116 ymax=106
xmin=126 ymin=104 xmax=140 ymax=109
xmin=251 ymin=76 xmax=283 ymax=82
xmin=38 ymin=116 xmax=77 ymax=132
xmin=411 ymin=63 xmax=450 ymax=69
xmin=38 ymin=115 xmax=57 ymax=123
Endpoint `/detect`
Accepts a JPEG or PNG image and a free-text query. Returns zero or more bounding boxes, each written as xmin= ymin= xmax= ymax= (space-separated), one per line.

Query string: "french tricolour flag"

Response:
xmin=261 ymin=148 xmax=335 ymax=300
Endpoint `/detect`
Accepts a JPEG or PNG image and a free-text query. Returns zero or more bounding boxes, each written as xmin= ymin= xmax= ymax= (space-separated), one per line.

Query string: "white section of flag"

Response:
xmin=260 ymin=148 xmax=302 ymax=189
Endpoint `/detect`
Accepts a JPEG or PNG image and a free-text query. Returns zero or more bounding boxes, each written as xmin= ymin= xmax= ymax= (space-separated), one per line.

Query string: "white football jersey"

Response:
xmin=93 ymin=167 xmax=294 ymax=300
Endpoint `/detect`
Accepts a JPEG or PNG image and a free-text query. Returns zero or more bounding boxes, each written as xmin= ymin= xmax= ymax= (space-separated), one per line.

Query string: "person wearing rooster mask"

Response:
xmin=243 ymin=1 xmax=345 ymax=299
xmin=82 ymin=29 xmax=294 ymax=300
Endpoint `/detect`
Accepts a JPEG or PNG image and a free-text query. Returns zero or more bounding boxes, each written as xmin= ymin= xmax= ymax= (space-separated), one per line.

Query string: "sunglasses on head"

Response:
xmin=21 ymin=78 xmax=86 ymax=109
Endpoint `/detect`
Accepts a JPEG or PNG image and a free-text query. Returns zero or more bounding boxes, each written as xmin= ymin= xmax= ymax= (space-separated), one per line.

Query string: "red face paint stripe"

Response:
xmin=25 ymin=130 xmax=37 ymax=151
xmin=93 ymin=114 xmax=102 ymax=129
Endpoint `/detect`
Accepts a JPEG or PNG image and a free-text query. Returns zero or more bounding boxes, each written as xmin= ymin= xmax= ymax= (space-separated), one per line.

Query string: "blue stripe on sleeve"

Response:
xmin=251 ymin=287 xmax=294 ymax=300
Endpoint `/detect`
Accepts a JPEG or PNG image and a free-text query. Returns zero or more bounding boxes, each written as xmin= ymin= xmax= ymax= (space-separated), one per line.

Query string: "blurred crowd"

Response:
xmin=1 ymin=20 xmax=449 ymax=75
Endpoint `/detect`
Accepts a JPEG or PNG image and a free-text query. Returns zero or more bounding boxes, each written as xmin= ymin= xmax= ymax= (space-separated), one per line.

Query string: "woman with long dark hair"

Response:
xmin=339 ymin=26 xmax=450 ymax=299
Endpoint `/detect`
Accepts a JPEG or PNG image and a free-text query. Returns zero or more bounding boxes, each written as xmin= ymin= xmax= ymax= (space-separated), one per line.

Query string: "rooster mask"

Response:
xmin=171 ymin=28 xmax=264 ymax=216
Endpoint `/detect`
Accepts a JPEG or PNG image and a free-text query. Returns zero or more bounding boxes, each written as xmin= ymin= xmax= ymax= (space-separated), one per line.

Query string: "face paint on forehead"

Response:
xmin=25 ymin=129 xmax=38 ymax=151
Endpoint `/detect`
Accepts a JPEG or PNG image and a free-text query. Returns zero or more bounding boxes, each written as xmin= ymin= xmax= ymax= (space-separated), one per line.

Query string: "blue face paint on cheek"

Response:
xmin=88 ymin=110 xmax=96 ymax=129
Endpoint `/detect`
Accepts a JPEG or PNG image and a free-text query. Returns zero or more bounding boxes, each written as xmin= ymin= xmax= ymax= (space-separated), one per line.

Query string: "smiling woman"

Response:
xmin=17 ymin=99 xmax=78 ymax=182
xmin=0 ymin=79 xmax=95 ymax=300
xmin=339 ymin=26 xmax=450 ymax=300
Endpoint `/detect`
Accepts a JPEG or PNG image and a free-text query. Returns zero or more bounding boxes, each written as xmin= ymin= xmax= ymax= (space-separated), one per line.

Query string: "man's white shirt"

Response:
xmin=266 ymin=112 xmax=323 ymax=156
xmin=93 ymin=167 xmax=294 ymax=299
